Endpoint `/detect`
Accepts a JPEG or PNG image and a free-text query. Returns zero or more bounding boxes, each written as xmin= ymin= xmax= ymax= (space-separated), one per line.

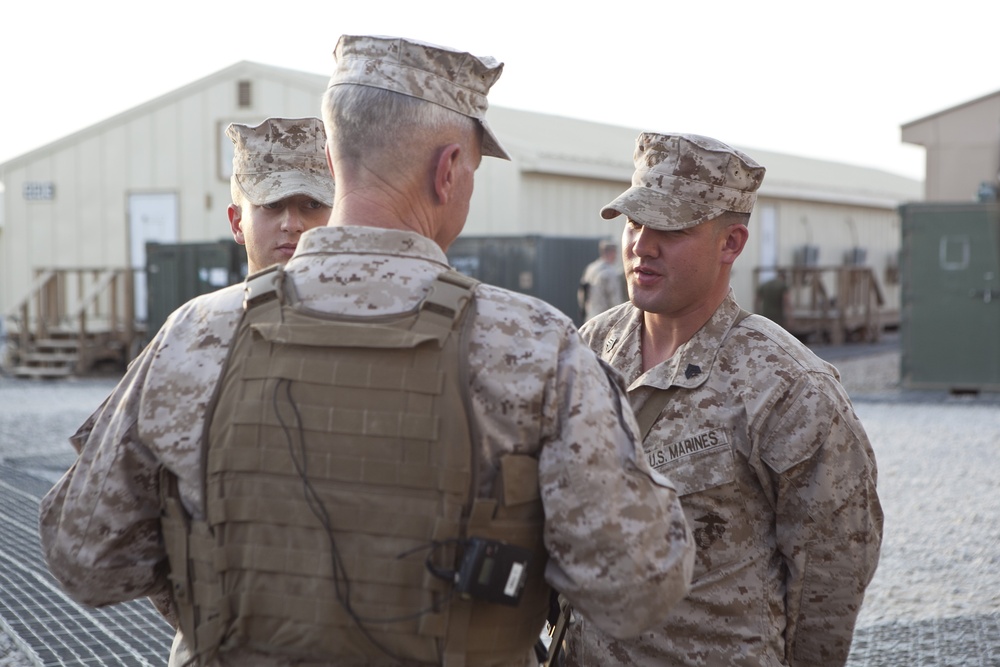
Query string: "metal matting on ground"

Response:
xmin=4 ymin=454 xmax=1000 ymax=667
xmin=0 ymin=463 xmax=173 ymax=666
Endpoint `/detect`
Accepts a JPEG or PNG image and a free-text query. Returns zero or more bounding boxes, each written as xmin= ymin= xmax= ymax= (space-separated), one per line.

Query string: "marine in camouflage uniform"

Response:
xmin=564 ymin=133 xmax=884 ymax=666
xmin=39 ymin=36 xmax=695 ymax=667
xmin=226 ymin=116 xmax=335 ymax=274
xmin=578 ymin=240 xmax=627 ymax=323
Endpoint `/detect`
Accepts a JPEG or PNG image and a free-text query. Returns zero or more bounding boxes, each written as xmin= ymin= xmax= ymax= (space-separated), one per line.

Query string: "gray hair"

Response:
xmin=321 ymin=84 xmax=479 ymax=164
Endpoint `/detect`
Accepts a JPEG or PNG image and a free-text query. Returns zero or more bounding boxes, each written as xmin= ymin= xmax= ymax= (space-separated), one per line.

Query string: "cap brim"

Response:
xmin=600 ymin=186 xmax=724 ymax=231
xmin=480 ymin=119 xmax=511 ymax=161
xmin=237 ymin=171 xmax=335 ymax=208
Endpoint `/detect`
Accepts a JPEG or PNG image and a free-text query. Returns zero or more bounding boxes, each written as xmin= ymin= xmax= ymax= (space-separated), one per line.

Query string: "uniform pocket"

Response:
xmin=644 ymin=427 xmax=736 ymax=497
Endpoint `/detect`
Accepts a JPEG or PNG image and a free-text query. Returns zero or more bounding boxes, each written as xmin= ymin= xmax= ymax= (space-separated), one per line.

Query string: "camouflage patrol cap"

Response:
xmin=327 ymin=34 xmax=511 ymax=161
xmin=601 ymin=133 xmax=766 ymax=230
xmin=226 ymin=117 xmax=335 ymax=207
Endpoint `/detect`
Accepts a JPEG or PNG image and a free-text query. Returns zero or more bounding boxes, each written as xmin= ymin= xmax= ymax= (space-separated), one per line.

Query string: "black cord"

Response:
xmin=273 ymin=379 xmax=452 ymax=660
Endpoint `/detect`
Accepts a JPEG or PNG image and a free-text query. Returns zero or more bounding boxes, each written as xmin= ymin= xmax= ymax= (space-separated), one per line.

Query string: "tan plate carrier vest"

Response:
xmin=161 ymin=266 xmax=550 ymax=666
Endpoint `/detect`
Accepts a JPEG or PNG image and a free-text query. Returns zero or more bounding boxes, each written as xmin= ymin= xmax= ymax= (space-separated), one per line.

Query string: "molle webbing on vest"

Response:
xmin=162 ymin=266 xmax=549 ymax=666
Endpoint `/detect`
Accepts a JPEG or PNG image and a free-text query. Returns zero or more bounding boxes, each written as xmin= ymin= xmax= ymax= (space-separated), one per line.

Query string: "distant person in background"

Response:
xmin=226 ymin=117 xmax=335 ymax=274
xmin=755 ymin=268 xmax=792 ymax=330
xmin=578 ymin=239 xmax=627 ymax=321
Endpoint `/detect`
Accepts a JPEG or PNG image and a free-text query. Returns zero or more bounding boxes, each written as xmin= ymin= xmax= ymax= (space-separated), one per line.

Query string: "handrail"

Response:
xmin=69 ymin=269 xmax=119 ymax=318
xmin=3 ymin=267 xmax=136 ymax=375
xmin=5 ymin=269 xmax=56 ymax=321
xmin=752 ymin=265 xmax=889 ymax=343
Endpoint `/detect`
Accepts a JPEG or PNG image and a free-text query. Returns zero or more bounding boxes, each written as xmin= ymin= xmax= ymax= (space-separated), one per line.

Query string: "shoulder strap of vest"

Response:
xmin=243 ymin=264 xmax=286 ymax=311
xmin=634 ymin=307 xmax=753 ymax=441
xmin=411 ymin=269 xmax=479 ymax=343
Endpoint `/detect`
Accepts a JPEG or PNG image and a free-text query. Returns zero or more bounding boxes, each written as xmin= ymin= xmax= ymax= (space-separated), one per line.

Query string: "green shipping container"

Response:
xmin=145 ymin=240 xmax=247 ymax=342
xmin=143 ymin=235 xmax=609 ymax=348
xmin=900 ymin=203 xmax=1000 ymax=391
xmin=446 ymin=235 xmax=609 ymax=327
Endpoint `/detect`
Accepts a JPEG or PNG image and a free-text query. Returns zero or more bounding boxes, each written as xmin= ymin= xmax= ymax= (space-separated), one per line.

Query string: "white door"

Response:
xmin=757 ymin=204 xmax=778 ymax=282
xmin=128 ymin=193 xmax=178 ymax=322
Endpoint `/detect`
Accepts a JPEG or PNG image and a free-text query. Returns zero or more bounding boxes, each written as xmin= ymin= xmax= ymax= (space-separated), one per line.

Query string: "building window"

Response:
xmin=237 ymin=80 xmax=252 ymax=108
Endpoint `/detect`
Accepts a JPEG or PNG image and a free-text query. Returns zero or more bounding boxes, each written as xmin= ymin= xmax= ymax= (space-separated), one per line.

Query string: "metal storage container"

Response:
xmin=446 ymin=235 xmax=608 ymax=326
xmin=143 ymin=235 xmax=610 ymax=347
xmin=900 ymin=203 xmax=1000 ymax=391
xmin=145 ymin=240 xmax=246 ymax=339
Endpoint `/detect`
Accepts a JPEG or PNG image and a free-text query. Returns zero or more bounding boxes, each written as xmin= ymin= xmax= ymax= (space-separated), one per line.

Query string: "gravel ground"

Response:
xmin=0 ymin=632 xmax=30 ymax=667
xmin=3 ymin=345 xmax=1000 ymax=665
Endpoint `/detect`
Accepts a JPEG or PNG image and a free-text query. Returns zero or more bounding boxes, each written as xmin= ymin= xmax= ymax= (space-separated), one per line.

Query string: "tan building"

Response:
xmin=898 ymin=90 xmax=1000 ymax=391
xmin=902 ymin=90 xmax=1000 ymax=201
xmin=0 ymin=61 xmax=921 ymax=375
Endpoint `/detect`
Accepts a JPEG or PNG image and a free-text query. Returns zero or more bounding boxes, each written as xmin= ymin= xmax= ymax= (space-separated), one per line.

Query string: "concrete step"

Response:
xmin=12 ymin=365 xmax=74 ymax=379
xmin=20 ymin=352 xmax=79 ymax=364
xmin=32 ymin=338 xmax=80 ymax=350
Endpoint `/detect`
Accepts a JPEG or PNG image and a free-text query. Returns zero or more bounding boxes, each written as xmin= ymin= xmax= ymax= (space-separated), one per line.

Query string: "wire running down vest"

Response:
xmin=161 ymin=265 xmax=551 ymax=667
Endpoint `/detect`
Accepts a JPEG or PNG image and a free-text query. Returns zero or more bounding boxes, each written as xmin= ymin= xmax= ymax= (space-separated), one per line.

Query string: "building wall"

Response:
xmin=902 ymin=93 xmax=1000 ymax=202
xmin=518 ymin=173 xmax=628 ymax=238
xmin=465 ymin=157 xmax=521 ymax=236
xmin=0 ymin=65 xmax=327 ymax=317
xmin=734 ymin=198 xmax=902 ymax=313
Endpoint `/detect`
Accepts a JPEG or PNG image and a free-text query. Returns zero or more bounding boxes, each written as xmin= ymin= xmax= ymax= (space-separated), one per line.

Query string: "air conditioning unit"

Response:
xmin=843 ymin=247 xmax=867 ymax=266
xmin=976 ymin=181 xmax=997 ymax=203
xmin=793 ymin=245 xmax=819 ymax=267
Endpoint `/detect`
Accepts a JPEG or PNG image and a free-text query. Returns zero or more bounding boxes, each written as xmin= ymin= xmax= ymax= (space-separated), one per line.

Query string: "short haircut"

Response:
xmin=322 ymin=84 xmax=479 ymax=164
xmin=713 ymin=210 xmax=751 ymax=229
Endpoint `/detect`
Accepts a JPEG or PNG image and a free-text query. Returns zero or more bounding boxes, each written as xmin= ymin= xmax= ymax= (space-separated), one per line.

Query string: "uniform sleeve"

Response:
xmin=761 ymin=374 xmax=884 ymax=666
xmin=539 ymin=333 xmax=695 ymax=639
xmin=38 ymin=338 xmax=170 ymax=607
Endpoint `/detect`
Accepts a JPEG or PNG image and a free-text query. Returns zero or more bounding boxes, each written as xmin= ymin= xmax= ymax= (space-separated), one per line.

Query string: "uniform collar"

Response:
xmin=291 ymin=225 xmax=451 ymax=266
xmin=616 ymin=291 xmax=743 ymax=391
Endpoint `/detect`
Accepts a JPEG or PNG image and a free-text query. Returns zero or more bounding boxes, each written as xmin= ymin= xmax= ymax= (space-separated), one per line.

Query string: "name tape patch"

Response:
xmin=647 ymin=428 xmax=728 ymax=469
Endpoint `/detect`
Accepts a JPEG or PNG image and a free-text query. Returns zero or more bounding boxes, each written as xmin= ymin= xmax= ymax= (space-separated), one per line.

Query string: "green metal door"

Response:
xmin=901 ymin=203 xmax=1000 ymax=390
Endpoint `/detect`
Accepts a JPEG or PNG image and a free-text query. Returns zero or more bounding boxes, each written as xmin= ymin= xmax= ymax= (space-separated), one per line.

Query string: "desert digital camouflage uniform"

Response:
xmin=564 ymin=291 xmax=884 ymax=666
xmin=40 ymin=225 xmax=695 ymax=667
xmin=579 ymin=253 xmax=626 ymax=321
xmin=329 ymin=34 xmax=510 ymax=160
xmin=563 ymin=131 xmax=882 ymax=666
xmin=227 ymin=116 xmax=335 ymax=208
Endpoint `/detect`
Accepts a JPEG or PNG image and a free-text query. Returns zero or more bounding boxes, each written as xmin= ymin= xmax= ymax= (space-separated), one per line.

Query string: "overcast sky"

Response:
xmin=3 ymin=0 xmax=999 ymax=181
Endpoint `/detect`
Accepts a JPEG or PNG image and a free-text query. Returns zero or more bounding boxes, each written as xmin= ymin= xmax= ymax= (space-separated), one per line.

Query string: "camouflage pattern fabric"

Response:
xmin=601 ymin=133 xmax=767 ymax=231
xmin=579 ymin=257 xmax=626 ymax=322
xmin=39 ymin=225 xmax=695 ymax=667
xmin=227 ymin=117 xmax=335 ymax=207
xmin=328 ymin=35 xmax=510 ymax=160
xmin=566 ymin=291 xmax=884 ymax=667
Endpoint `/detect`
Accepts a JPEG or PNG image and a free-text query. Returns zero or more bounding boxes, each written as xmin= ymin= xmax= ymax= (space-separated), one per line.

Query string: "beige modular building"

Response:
xmin=898 ymin=89 xmax=1000 ymax=391
xmin=0 ymin=61 xmax=921 ymax=374
xmin=902 ymin=89 xmax=1000 ymax=202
